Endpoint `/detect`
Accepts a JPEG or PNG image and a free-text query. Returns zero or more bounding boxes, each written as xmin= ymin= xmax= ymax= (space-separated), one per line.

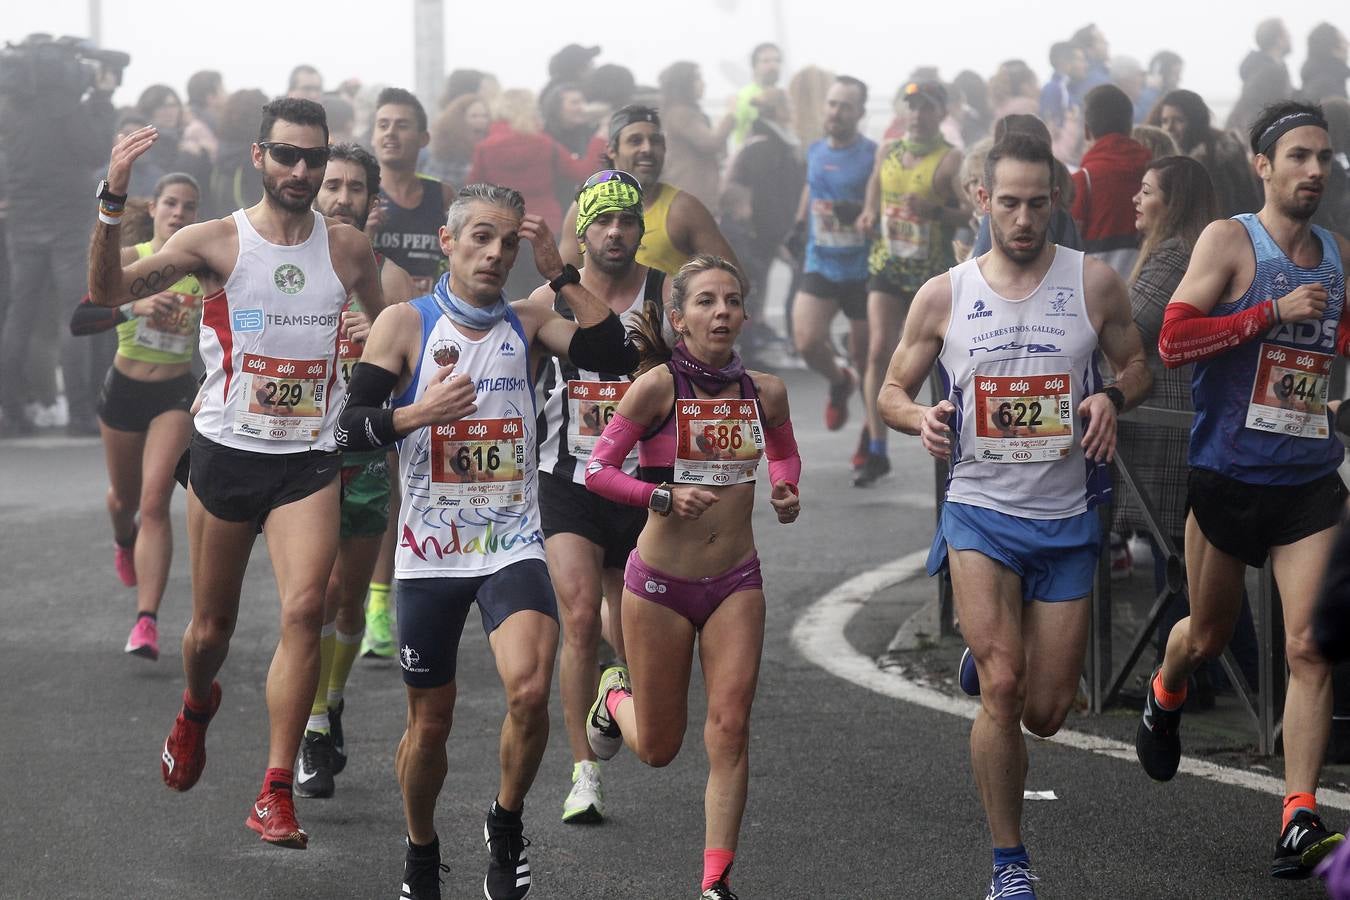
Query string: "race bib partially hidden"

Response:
xmin=973 ymin=373 xmax=1074 ymax=463
xmin=1245 ymin=343 xmax=1332 ymax=439
xmin=811 ymin=199 xmax=865 ymax=248
xmin=567 ymin=380 xmax=631 ymax=457
xmin=674 ymin=398 xmax=764 ymax=485
xmin=337 ymin=336 xmax=363 ymax=388
xmin=883 ymin=202 xmax=930 ymax=259
xmin=429 ymin=417 xmax=526 ymax=508
xmin=233 ymin=354 xmax=328 ymax=441
xmin=134 ymin=292 xmax=200 ymax=355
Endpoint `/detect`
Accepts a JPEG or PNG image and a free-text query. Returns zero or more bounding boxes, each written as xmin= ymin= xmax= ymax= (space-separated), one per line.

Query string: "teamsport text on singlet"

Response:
xmin=1189 ymin=213 xmax=1346 ymax=485
xmin=372 ymin=176 xmax=446 ymax=288
xmin=116 ymin=241 xmax=204 ymax=365
xmin=536 ymin=269 xmax=665 ymax=484
xmin=391 ymin=296 xmax=546 ymax=578
xmin=635 ymin=183 xmax=689 ymax=276
xmin=937 ymin=246 xmax=1109 ymax=519
xmin=804 ymin=135 xmax=878 ymax=282
xmin=197 ymin=209 xmax=347 ymax=453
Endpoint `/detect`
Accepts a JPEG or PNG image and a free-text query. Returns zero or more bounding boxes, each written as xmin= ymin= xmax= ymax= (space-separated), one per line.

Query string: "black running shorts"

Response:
xmin=800 ymin=271 xmax=868 ymax=321
xmin=188 ymin=433 xmax=339 ymax=529
xmin=97 ymin=367 xmax=197 ymax=432
xmin=538 ymin=471 xmax=646 ymax=570
xmin=1187 ymin=467 xmax=1348 ymax=568
xmin=395 ymin=558 xmax=558 ymax=687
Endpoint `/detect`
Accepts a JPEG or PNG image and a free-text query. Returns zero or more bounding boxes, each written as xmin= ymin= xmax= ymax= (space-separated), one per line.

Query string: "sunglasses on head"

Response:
xmin=582 ymin=169 xmax=642 ymax=192
xmin=259 ymin=141 xmax=330 ymax=168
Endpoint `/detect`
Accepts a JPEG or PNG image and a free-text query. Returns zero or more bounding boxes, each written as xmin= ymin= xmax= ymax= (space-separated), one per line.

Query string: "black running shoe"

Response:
xmin=700 ymin=882 xmax=739 ymax=900
xmin=1135 ymin=670 xmax=1182 ymax=782
xmin=1272 ymin=809 xmax=1344 ymax=879
xmin=294 ymin=730 xmax=335 ymax=799
xmin=401 ymin=836 xmax=450 ymax=900
xmin=852 ymin=452 xmax=890 ymax=487
xmin=329 ymin=700 xmax=347 ymax=775
xmin=484 ymin=803 xmax=532 ymax=899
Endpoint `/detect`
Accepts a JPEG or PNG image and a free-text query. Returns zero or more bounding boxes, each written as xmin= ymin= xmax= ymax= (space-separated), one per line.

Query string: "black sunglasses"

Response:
xmin=259 ymin=141 xmax=330 ymax=168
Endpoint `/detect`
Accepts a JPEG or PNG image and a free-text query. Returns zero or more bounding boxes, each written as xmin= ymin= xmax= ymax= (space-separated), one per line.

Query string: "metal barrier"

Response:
xmin=929 ymin=398 xmax=1287 ymax=755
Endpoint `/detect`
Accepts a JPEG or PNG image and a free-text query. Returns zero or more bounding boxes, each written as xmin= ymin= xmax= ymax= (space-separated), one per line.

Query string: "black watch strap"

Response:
xmin=97 ymin=179 xmax=128 ymax=206
xmin=549 ymin=263 xmax=581 ymax=293
xmin=1102 ymin=386 xmax=1125 ymax=413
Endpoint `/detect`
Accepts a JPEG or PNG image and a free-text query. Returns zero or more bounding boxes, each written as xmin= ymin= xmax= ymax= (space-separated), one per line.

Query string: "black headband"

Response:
xmin=608 ymin=106 xmax=661 ymax=143
xmin=1256 ymin=112 xmax=1328 ymax=158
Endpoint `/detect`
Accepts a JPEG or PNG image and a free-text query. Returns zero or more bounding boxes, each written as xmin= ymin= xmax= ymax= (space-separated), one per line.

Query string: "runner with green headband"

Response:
xmin=559 ymin=106 xmax=739 ymax=278
xmin=535 ymin=169 xmax=674 ymax=826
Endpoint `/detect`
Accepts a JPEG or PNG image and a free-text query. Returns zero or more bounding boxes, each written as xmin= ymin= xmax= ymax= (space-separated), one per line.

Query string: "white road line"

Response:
xmin=790 ymin=549 xmax=1350 ymax=813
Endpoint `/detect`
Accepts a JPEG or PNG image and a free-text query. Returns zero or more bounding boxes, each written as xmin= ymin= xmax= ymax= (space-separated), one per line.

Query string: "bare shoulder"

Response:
xmin=627 ymin=363 xmax=674 ymax=406
xmin=1193 ymin=218 xmax=1248 ymax=257
xmin=749 ymin=371 xmax=789 ymax=425
xmin=909 ymin=270 xmax=954 ymax=329
xmin=1082 ymin=254 xmax=1127 ymax=295
xmin=380 ymin=258 xmax=418 ymax=303
xmin=510 ymin=291 xmax=555 ymax=335
xmin=326 ymin=219 xmax=372 ymax=255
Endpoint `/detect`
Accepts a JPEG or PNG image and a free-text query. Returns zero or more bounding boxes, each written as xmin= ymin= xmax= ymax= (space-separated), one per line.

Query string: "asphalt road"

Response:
xmin=0 ymin=370 xmax=1334 ymax=899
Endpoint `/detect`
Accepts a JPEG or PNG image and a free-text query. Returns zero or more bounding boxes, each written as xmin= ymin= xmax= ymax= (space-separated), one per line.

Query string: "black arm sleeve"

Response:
xmin=70 ymin=294 xmax=126 ymax=336
xmin=336 ymin=362 xmax=401 ymax=451
xmin=567 ymin=311 xmax=640 ymax=375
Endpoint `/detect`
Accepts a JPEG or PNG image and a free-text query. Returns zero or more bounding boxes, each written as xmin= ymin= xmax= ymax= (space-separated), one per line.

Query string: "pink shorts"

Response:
xmin=623 ymin=549 xmax=763 ymax=629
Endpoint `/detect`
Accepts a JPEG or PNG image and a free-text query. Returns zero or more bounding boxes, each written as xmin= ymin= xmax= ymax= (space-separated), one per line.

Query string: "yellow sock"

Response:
xmin=367 ymin=582 xmax=390 ymax=616
xmin=328 ymin=629 xmax=363 ymax=706
xmin=308 ymin=624 xmax=337 ymax=730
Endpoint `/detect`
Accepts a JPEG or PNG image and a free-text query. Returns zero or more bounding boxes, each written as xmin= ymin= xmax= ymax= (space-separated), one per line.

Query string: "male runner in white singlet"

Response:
xmin=88 ymin=98 xmax=386 ymax=850
xmin=878 ymin=133 xmax=1150 ymax=899
xmin=336 ymin=181 xmax=637 ymax=900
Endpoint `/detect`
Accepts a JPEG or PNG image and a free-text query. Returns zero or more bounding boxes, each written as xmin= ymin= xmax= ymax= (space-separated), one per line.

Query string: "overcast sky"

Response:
xmin=5 ymin=1 xmax=1343 ymax=126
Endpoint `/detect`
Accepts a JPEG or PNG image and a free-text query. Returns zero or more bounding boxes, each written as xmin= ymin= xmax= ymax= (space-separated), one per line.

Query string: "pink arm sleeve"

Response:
xmin=764 ymin=417 xmax=801 ymax=494
xmin=584 ymin=412 xmax=657 ymax=508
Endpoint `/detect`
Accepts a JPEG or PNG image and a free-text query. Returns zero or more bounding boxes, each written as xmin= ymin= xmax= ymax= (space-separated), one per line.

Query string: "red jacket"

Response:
xmin=1070 ymin=133 xmax=1151 ymax=255
xmin=468 ymin=121 xmax=596 ymax=231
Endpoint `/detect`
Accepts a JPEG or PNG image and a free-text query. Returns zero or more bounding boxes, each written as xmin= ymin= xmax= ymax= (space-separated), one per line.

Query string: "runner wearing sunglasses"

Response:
xmin=559 ymin=106 xmax=739 ymax=277
xmin=533 ymin=170 xmax=672 ymax=825
xmin=336 ymin=182 xmax=638 ymax=899
xmin=583 ymin=254 xmax=802 ymax=899
xmin=87 ymin=97 xmax=387 ymax=851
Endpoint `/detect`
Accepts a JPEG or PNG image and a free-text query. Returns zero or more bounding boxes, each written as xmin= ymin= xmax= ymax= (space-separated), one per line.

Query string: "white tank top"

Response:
xmin=535 ymin=275 xmax=657 ymax=484
xmin=196 ymin=210 xmax=348 ymax=453
xmin=391 ymin=296 xmax=546 ymax=578
xmin=939 ymin=246 xmax=1109 ymax=518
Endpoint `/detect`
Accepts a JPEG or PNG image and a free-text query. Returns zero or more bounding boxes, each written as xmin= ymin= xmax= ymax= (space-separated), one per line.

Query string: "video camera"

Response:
xmin=0 ymin=33 xmax=130 ymax=101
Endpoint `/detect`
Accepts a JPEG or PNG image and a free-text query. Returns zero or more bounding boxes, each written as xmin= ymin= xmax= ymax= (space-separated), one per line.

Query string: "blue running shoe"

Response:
xmin=985 ymin=860 xmax=1039 ymax=899
xmin=959 ymin=646 xmax=980 ymax=696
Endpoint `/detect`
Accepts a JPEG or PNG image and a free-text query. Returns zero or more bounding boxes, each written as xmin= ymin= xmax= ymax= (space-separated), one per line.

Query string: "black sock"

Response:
xmin=489 ymin=799 xmax=523 ymax=825
xmin=408 ymin=834 xmax=439 ymax=855
xmin=137 ymin=611 xmax=157 ymax=622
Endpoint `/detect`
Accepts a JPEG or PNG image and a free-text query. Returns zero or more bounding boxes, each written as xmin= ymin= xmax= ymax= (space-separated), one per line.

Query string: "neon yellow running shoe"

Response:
xmin=561 ymin=760 xmax=603 ymax=824
xmin=361 ymin=604 xmax=395 ymax=659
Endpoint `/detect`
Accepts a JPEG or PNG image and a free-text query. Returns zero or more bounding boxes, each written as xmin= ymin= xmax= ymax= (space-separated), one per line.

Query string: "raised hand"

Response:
xmin=106 ymin=126 xmax=159 ymax=196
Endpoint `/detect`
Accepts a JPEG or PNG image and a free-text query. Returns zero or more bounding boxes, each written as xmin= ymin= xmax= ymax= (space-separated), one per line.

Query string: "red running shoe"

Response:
xmin=824 ymin=367 xmax=856 ymax=431
xmin=851 ymin=427 xmax=869 ymax=471
xmin=113 ymin=541 xmax=137 ymax=587
xmin=246 ymin=788 xmax=309 ymax=849
xmin=161 ymin=681 xmax=221 ymax=791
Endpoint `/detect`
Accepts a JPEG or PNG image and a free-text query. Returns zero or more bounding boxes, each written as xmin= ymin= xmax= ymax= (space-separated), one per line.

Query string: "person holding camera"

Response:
xmin=0 ymin=35 xmax=119 ymax=436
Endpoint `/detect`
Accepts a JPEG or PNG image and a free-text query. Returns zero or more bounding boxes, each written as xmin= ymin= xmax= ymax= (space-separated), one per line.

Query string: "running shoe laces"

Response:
xmin=562 ymin=761 xmax=603 ymax=824
xmin=986 ymin=861 xmax=1039 ymax=899
xmin=401 ymin=842 xmax=450 ymax=900
xmin=245 ymin=788 xmax=309 ymax=850
xmin=587 ymin=665 xmax=629 ymax=761
xmin=295 ymin=730 xmax=335 ymax=799
xmin=483 ymin=817 xmax=532 ymax=900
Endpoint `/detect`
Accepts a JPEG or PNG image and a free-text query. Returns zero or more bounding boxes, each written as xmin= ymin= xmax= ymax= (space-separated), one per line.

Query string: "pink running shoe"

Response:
xmin=114 ymin=542 xmax=137 ymax=587
xmin=124 ymin=616 xmax=159 ymax=661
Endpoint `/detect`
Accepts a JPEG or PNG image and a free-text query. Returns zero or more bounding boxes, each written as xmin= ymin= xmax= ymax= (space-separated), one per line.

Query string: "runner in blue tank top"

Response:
xmin=791 ymin=76 xmax=876 ymax=453
xmin=1138 ymin=101 xmax=1350 ymax=882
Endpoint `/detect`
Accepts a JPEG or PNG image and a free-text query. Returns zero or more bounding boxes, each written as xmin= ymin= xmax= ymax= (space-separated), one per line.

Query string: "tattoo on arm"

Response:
xmin=129 ymin=265 xmax=181 ymax=299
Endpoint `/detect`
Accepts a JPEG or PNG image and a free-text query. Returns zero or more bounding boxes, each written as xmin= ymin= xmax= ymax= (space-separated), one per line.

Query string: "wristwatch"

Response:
xmin=96 ymin=179 xmax=127 ymax=207
xmin=1101 ymin=386 xmax=1125 ymax=413
xmin=649 ymin=483 xmax=673 ymax=516
xmin=549 ymin=263 xmax=581 ymax=293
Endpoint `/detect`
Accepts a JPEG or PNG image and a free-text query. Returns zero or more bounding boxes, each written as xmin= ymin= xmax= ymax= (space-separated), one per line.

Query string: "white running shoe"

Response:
xmin=561 ymin=760 xmax=603 ymax=824
xmin=586 ymin=665 xmax=629 ymax=760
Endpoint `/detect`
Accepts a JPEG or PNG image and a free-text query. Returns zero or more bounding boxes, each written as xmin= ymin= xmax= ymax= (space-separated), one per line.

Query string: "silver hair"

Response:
xmin=445 ymin=183 xmax=525 ymax=235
